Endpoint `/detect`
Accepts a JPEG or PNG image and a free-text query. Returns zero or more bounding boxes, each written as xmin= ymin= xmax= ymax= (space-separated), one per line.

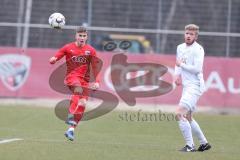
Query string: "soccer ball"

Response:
xmin=48 ymin=13 xmax=65 ymax=29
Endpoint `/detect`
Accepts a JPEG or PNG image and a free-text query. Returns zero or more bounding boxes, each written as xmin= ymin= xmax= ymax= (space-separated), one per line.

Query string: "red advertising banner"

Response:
xmin=0 ymin=47 xmax=239 ymax=108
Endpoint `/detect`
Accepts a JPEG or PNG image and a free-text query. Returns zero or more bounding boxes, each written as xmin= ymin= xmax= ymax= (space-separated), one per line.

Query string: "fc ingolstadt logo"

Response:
xmin=0 ymin=54 xmax=31 ymax=91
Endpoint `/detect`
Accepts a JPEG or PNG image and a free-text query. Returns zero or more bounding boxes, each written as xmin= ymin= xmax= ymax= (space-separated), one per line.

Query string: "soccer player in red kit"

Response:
xmin=49 ymin=26 xmax=100 ymax=141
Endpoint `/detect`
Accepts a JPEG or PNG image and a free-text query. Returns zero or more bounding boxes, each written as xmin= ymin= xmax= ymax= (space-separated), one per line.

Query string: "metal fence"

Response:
xmin=0 ymin=0 xmax=240 ymax=57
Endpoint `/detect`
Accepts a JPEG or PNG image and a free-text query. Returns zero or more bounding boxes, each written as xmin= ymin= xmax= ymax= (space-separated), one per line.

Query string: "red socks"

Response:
xmin=69 ymin=94 xmax=86 ymax=126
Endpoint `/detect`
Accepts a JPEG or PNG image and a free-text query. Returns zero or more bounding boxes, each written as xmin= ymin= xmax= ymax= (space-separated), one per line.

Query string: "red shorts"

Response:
xmin=64 ymin=75 xmax=89 ymax=99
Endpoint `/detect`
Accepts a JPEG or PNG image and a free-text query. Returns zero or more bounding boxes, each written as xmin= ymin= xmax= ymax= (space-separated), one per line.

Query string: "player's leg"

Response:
xmin=72 ymin=82 xmax=90 ymax=125
xmin=66 ymin=86 xmax=83 ymax=126
xmin=176 ymin=106 xmax=195 ymax=152
xmin=183 ymin=88 xmax=211 ymax=152
xmin=73 ymin=98 xmax=86 ymax=125
xmin=176 ymin=87 xmax=199 ymax=152
xmin=65 ymin=85 xmax=83 ymax=141
xmin=190 ymin=116 xmax=211 ymax=151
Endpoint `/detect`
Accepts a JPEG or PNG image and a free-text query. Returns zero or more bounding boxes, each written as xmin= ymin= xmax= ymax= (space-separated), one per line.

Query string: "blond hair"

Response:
xmin=185 ymin=24 xmax=199 ymax=35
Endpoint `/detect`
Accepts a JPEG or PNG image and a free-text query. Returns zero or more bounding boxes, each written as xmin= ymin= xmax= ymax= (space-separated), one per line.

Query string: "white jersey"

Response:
xmin=175 ymin=41 xmax=205 ymax=94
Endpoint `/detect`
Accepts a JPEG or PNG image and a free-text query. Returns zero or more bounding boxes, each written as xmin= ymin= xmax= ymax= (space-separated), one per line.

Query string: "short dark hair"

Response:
xmin=76 ymin=26 xmax=88 ymax=33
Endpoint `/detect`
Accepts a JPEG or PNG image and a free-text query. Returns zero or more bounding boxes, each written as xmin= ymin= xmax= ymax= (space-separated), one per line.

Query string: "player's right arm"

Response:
xmin=49 ymin=45 xmax=67 ymax=64
xmin=174 ymin=45 xmax=182 ymax=86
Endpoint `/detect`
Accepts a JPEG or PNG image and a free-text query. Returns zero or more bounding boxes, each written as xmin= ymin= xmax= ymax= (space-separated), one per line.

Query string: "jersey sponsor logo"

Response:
xmin=0 ymin=54 xmax=31 ymax=91
xmin=71 ymin=55 xmax=87 ymax=63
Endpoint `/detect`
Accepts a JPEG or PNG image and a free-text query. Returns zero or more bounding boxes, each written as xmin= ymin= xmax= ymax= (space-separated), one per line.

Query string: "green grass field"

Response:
xmin=0 ymin=105 xmax=240 ymax=160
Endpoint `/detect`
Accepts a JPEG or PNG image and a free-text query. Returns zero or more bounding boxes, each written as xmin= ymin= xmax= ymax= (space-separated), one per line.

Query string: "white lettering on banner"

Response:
xmin=228 ymin=78 xmax=240 ymax=94
xmin=104 ymin=65 xmax=169 ymax=92
xmin=104 ymin=65 xmax=153 ymax=91
xmin=205 ymin=71 xmax=226 ymax=93
xmin=104 ymin=65 xmax=238 ymax=95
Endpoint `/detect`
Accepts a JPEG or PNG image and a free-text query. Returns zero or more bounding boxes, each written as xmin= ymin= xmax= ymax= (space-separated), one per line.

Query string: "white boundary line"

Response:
xmin=0 ymin=138 xmax=23 ymax=144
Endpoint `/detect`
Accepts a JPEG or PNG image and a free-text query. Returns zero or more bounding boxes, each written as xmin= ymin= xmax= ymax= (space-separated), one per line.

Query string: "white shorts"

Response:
xmin=179 ymin=86 xmax=201 ymax=112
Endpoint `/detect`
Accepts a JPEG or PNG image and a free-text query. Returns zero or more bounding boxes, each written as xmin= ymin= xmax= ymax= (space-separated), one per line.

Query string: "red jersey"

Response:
xmin=55 ymin=42 xmax=100 ymax=84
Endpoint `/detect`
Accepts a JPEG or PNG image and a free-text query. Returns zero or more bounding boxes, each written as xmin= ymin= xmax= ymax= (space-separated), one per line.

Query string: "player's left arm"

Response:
xmin=179 ymin=47 xmax=204 ymax=74
xmin=89 ymin=49 xmax=101 ymax=90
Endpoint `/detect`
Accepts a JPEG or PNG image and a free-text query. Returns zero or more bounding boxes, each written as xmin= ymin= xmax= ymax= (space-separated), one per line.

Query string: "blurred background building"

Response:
xmin=0 ymin=0 xmax=239 ymax=57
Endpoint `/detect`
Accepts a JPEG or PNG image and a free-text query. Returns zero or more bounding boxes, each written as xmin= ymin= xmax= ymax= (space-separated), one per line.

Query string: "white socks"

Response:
xmin=178 ymin=120 xmax=194 ymax=147
xmin=178 ymin=118 xmax=208 ymax=146
xmin=68 ymin=127 xmax=74 ymax=132
xmin=190 ymin=119 xmax=207 ymax=144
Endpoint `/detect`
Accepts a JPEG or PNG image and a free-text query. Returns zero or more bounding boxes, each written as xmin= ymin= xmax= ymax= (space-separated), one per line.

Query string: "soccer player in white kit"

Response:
xmin=174 ymin=24 xmax=211 ymax=152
